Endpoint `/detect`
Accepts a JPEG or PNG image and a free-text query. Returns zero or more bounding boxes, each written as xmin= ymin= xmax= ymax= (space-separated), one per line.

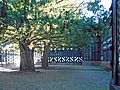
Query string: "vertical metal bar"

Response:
xmin=112 ymin=0 xmax=116 ymax=83
xmin=112 ymin=0 xmax=118 ymax=85
xmin=116 ymin=0 xmax=120 ymax=85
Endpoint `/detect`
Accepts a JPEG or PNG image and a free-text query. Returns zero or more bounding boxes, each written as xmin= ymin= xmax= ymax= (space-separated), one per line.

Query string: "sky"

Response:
xmin=100 ymin=0 xmax=112 ymax=10
xmin=79 ymin=0 xmax=112 ymax=17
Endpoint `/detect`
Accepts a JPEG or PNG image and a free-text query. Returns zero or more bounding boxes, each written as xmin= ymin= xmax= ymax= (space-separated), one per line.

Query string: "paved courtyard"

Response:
xmin=0 ymin=65 xmax=111 ymax=90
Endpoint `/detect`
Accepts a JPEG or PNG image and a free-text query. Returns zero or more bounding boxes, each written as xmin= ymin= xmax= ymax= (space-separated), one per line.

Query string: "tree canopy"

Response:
xmin=0 ymin=0 xmax=111 ymax=71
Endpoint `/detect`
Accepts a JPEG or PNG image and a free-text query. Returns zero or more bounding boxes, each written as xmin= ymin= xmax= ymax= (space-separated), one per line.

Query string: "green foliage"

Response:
xmin=0 ymin=0 xmax=78 ymax=49
xmin=86 ymin=0 xmax=111 ymax=37
xmin=0 ymin=0 xmax=110 ymax=50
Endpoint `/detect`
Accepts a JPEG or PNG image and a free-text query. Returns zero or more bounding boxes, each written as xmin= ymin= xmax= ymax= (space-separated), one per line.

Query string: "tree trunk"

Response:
xmin=42 ymin=42 xmax=49 ymax=68
xmin=19 ymin=41 xmax=35 ymax=72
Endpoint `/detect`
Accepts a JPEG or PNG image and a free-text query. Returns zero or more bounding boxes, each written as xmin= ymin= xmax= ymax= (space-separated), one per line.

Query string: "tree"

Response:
xmin=84 ymin=0 xmax=111 ymax=61
xmin=33 ymin=0 xmax=84 ymax=68
xmin=86 ymin=0 xmax=111 ymax=36
xmin=0 ymin=0 xmax=46 ymax=71
xmin=0 ymin=0 xmax=109 ymax=71
xmin=0 ymin=0 xmax=82 ymax=70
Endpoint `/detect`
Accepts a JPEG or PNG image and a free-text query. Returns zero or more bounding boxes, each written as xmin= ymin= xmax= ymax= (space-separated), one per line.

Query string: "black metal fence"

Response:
xmin=48 ymin=48 xmax=83 ymax=63
xmin=0 ymin=48 xmax=83 ymax=66
xmin=0 ymin=50 xmax=20 ymax=66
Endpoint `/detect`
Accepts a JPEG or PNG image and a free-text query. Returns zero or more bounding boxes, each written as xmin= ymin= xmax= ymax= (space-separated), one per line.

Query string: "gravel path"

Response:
xmin=0 ymin=65 xmax=111 ymax=90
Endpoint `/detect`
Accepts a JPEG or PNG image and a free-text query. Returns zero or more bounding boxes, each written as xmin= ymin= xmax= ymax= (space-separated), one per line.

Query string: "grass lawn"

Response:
xmin=0 ymin=65 xmax=111 ymax=90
